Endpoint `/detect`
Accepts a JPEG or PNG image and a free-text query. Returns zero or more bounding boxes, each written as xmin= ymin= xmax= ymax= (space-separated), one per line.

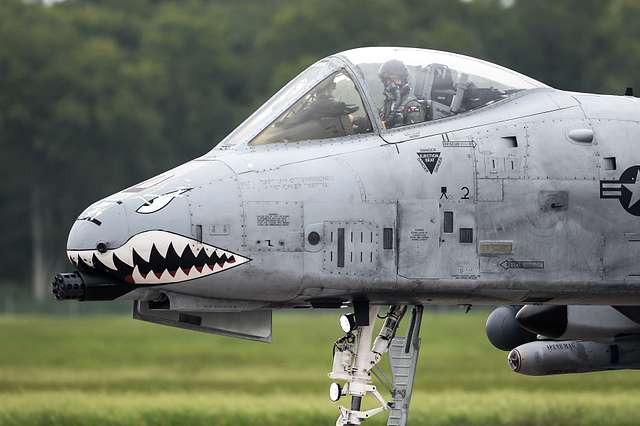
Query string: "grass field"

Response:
xmin=1 ymin=311 xmax=639 ymax=426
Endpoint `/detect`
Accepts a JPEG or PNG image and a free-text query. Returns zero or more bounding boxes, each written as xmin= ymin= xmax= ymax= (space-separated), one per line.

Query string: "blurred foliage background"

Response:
xmin=1 ymin=0 xmax=640 ymax=305
xmin=3 ymin=312 xmax=640 ymax=426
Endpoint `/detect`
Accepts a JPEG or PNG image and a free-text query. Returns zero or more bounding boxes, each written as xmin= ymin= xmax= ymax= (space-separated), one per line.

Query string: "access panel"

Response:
xmin=397 ymin=200 xmax=440 ymax=279
xmin=303 ymin=201 xmax=397 ymax=285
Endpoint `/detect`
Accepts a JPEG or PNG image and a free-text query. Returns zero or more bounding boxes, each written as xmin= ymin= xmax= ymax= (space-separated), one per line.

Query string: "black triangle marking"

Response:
xmin=132 ymin=248 xmax=152 ymax=277
xmin=164 ymin=243 xmax=181 ymax=274
xmin=417 ymin=152 xmax=441 ymax=174
xmin=113 ymin=253 xmax=134 ymax=277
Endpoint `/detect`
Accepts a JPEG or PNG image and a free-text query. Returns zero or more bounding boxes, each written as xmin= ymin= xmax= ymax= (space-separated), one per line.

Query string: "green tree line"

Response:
xmin=1 ymin=0 xmax=639 ymax=298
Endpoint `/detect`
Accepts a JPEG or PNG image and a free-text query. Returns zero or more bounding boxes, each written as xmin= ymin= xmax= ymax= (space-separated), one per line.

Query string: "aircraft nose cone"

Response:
xmin=67 ymin=201 xmax=129 ymax=252
xmin=515 ymin=305 xmax=568 ymax=338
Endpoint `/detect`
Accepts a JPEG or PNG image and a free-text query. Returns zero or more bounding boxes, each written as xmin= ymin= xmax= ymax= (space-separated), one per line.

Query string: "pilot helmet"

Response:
xmin=403 ymin=99 xmax=424 ymax=124
xmin=378 ymin=59 xmax=409 ymax=85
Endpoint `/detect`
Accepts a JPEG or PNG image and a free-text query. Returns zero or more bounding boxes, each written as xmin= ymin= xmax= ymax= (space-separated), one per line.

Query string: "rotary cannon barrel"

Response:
xmin=52 ymin=271 xmax=133 ymax=301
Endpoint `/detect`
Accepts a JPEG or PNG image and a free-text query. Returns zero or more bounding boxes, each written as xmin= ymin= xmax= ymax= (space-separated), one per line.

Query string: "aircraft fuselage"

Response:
xmin=63 ymin=88 xmax=640 ymax=307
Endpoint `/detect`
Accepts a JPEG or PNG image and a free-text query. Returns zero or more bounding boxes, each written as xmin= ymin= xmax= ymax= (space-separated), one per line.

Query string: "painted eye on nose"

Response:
xmin=136 ymin=188 xmax=191 ymax=214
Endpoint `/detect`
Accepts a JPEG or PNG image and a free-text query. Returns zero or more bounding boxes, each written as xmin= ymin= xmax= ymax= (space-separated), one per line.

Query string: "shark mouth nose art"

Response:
xmin=67 ymin=230 xmax=250 ymax=285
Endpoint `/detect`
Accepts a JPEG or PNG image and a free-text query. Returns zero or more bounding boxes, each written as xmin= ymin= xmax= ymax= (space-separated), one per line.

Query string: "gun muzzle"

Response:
xmin=52 ymin=271 xmax=134 ymax=301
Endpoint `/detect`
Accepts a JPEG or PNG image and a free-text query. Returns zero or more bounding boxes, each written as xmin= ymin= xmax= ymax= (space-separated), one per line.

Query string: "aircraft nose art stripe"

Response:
xmin=67 ymin=230 xmax=250 ymax=284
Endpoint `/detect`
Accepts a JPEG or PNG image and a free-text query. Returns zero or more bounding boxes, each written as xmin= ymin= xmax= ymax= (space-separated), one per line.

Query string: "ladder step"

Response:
xmin=387 ymin=335 xmax=421 ymax=426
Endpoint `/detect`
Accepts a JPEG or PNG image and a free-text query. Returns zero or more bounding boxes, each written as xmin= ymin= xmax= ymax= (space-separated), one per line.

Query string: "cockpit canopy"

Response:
xmin=251 ymin=70 xmax=373 ymax=146
xmin=217 ymin=47 xmax=547 ymax=149
xmin=342 ymin=47 xmax=547 ymax=130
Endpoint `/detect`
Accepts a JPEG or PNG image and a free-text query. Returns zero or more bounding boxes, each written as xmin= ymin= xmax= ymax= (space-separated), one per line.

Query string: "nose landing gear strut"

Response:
xmin=328 ymin=304 xmax=423 ymax=426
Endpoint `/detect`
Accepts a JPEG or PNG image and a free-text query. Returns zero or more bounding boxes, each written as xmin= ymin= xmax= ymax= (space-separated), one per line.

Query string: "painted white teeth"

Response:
xmin=153 ymin=235 xmax=173 ymax=259
xmin=131 ymin=265 xmax=147 ymax=284
xmin=191 ymin=241 xmax=204 ymax=255
xmin=172 ymin=238 xmax=189 ymax=257
xmin=134 ymin=246 xmax=152 ymax=263
xmin=69 ymin=230 xmax=249 ymax=284
xmin=79 ymin=253 xmax=94 ymax=267
xmin=173 ymin=268 xmax=189 ymax=282
xmin=114 ymin=247 xmax=133 ymax=267
xmin=158 ymin=270 xmax=172 ymax=282
xmin=95 ymin=252 xmax=117 ymax=271
xmin=68 ymin=251 xmax=79 ymax=265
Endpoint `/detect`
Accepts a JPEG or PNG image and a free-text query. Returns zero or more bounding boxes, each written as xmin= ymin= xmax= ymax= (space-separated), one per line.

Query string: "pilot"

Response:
xmin=379 ymin=60 xmax=425 ymax=128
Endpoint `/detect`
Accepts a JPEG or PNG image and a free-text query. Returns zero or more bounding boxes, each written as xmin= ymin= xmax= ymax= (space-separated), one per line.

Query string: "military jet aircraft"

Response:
xmin=52 ymin=47 xmax=640 ymax=426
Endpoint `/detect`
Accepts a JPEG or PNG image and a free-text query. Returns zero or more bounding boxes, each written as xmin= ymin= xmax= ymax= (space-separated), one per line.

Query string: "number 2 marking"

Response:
xmin=461 ymin=186 xmax=470 ymax=200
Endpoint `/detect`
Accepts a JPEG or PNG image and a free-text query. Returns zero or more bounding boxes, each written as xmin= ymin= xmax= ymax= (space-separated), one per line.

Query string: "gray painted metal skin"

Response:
xmin=58 ymin=46 xmax=640 ymax=426
xmin=67 ymin=56 xmax=640 ymax=308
